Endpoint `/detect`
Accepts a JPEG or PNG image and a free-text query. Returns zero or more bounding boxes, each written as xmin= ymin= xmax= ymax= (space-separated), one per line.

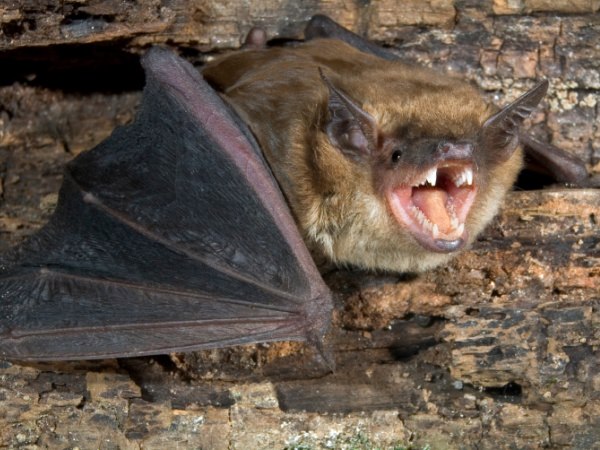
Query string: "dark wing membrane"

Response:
xmin=0 ymin=48 xmax=332 ymax=360
xmin=518 ymin=133 xmax=589 ymax=185
xmin=305 ymin=15 xmax=398 ymax=61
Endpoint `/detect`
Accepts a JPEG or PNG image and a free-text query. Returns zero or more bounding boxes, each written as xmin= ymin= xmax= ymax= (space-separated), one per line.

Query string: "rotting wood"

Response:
xmin=1 ymin=189 xmax=597 ymax=448
xmin=0 ymin=1 xmax=599 ymax=449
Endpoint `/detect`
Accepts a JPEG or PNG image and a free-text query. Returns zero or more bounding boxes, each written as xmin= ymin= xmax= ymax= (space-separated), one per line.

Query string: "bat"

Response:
xmin=202 ymin=25 xmax=564 ymax=273
xmin=0 ymin=47 xmax=333 ymax=362
xmin=0 ymin=16 xmax=586 ymax=362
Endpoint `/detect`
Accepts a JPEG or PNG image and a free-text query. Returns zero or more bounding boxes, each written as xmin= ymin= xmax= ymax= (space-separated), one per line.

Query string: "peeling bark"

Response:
xmin=0 ymin=1 xmax=598 ymax=448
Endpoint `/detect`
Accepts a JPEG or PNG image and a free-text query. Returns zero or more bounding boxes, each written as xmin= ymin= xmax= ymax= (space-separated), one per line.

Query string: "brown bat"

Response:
xmin=0 ymin=16 xmax=586 ymax=362
xmin=203 ymin=34 xmax=546 ymax=273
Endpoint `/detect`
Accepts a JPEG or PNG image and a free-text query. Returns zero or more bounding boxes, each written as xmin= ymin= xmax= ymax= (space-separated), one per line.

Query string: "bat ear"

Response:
xmin=320 ymin=69 xmax=377 ymax=161
xmin=480 ymin=80 xmax=549 ymax=162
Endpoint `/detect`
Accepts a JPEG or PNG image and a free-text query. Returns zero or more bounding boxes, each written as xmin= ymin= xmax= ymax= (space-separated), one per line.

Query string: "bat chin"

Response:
xmin=386 ymin=162 xmax=477 ymax=254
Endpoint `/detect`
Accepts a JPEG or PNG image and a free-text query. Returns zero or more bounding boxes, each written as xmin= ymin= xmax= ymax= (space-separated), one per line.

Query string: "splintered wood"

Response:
xmin=0 ymin=0 xmax=599 ymax=448
xmin=1 ymin=191 xmax=597 ymax=449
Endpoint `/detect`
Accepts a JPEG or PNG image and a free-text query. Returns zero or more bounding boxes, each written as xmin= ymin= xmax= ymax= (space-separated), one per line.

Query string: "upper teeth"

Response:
xmin=425 ymin=167 xmax=437 ymax=186
xmin=453 ymin=167 xmax=473 ymax=187
xmin=416 ymin=166 xmax=474 ymax=188
xmin=416 ymin=167 xmax=438 ymax=186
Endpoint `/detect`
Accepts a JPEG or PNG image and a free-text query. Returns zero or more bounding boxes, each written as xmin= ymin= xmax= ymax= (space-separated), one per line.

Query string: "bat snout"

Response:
xmin=435 ymin=141 xmax=474 ymax=161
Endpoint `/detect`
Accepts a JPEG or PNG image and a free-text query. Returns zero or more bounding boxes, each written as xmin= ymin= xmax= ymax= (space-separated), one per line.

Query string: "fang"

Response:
xmin=465 ymin=168 xmax=473 ymax=186
xmin=425 ymin=167 xmax=437 ymax=186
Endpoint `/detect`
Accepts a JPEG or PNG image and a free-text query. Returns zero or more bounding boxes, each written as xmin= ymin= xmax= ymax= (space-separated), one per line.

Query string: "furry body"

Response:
xmin=204 ymin=39 xmax=526 ymax=272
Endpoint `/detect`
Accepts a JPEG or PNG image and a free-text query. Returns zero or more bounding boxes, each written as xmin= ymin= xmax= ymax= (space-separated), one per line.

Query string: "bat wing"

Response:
xmin=518 ymin=132 xmax=589 ymax=185
xmin=305 ymin=15 xmax=588 ymax=185
xmin=305 ymin=15 xmax=398 ymax=61
xmin=0 ymin=48 xmax=333 ymax=361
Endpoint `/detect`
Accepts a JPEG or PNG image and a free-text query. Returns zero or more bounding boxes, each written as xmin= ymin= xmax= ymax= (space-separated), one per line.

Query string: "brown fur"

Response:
xmin=203 ymin=39 xmax=523 ymax=272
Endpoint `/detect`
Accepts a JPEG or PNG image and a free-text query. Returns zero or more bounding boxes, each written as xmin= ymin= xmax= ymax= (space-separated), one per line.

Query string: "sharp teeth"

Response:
xmin=465 ymin=168 xmax=473 ymax=186
xmin=425 ymin=167 xmax=437 ymax=186
xmin=453 ymin=167 xmax=474 ymax=187
xmin=431 ymin=224 xmax=439 ymax=239
xmin=410 ymin=198 xmax=466 ymax=240
xmin=410 ymin=206 xmax=423 ymax=224
xmin=411 ymin=205 xmax=435 ymax=235
xmin=454 ymin=173 xmax=465 ymax=187
xmin=450 ymin=216 xmax=460 ymax=230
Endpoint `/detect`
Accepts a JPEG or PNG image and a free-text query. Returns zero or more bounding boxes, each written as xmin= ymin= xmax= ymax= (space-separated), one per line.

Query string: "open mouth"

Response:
xmin=386 ymin=162 xmax=477 ymax=253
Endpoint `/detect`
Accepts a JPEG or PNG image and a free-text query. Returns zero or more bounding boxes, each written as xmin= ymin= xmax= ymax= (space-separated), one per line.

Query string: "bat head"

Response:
xmin=316 ymin=73 xmax=548 ymax=270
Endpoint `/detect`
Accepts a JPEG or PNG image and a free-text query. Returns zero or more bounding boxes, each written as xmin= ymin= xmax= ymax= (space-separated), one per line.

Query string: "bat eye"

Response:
xmin=391 ymin=150 xmax=402 ymax=163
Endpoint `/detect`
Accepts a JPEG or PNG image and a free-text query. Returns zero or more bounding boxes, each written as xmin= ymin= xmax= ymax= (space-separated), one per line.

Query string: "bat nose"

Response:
xmin=436 ymin=141 xmax=473 ymax=160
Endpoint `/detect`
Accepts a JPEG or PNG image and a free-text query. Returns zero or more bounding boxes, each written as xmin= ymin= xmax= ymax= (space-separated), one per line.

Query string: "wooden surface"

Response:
xmin=1 ymin=1 xmax=599 ymax=449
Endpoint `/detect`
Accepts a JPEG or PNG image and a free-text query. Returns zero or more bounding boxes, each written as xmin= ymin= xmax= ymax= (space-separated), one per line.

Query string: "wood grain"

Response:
xmin=0 ymin=1 xmax=598 ymax=448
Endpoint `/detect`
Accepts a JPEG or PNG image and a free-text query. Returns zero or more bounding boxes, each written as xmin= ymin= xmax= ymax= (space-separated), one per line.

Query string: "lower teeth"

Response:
xmin=432 ymin=223 xmax=440 ymax=239
xmin=410 ymin=204 xmax=464 ymax=238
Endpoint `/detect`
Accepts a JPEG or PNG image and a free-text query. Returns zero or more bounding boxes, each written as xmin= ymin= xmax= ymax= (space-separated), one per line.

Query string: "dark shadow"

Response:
xmin=0 ymin=42 xmax=145 ymax=94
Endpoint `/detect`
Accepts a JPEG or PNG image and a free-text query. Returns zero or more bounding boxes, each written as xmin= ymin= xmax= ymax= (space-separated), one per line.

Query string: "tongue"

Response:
xmin=412 ymin=188 xmax=451 ymax=232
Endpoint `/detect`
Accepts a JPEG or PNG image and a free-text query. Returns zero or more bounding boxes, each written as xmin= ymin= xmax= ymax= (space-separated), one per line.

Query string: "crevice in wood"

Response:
xmin=483 ymin=381 xmax=523 ymax=402
xmin=0 ymin=43 xmax=144 ymax=93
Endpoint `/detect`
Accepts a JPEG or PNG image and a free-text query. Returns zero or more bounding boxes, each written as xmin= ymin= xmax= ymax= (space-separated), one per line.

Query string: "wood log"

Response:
xmin=0 ymin=1 xmax=598 ymax=448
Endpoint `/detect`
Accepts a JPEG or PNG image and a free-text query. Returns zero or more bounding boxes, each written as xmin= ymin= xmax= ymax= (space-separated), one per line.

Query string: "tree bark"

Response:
xmin=1 ymin=1 xmax=598 ymax=449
